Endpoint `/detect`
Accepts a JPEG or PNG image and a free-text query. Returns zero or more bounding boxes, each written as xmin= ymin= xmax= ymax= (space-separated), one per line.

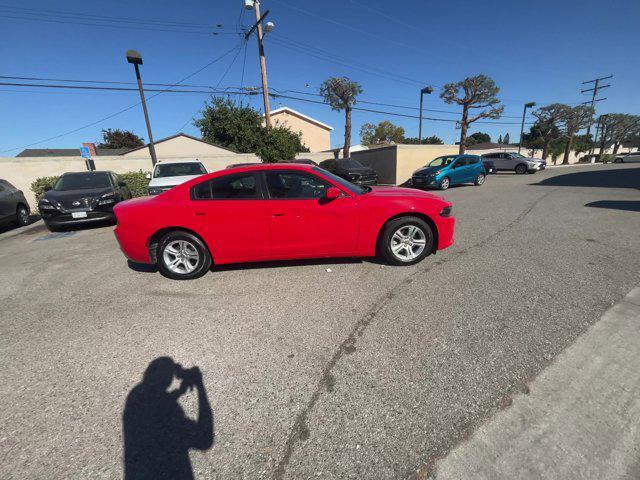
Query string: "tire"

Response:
xmin=515 ymin=164 xmax=527 ymax=175
xmin=439 ymin=176 xmax=451 ymax=190
xmin=15 ymin=204 xmax=30 ymax=227
xmin=157 ymin=231 xmax=212 ymax=280
xmin=474 ymin=173 xmax=485 ymax=186
xmin=380 ymin=216 xmax=434 ymax=266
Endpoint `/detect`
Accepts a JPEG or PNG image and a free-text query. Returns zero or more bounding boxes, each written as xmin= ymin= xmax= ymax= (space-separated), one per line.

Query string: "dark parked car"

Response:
xmin=482 ymin=158 xmax=496 ymax=174
xmin=38 ymin=171 xmax=131 ymax=231
xmin=0 ymin=179 xmax=30 ymax=227
xmin=319 ymin=158 xmax=378 ymax=185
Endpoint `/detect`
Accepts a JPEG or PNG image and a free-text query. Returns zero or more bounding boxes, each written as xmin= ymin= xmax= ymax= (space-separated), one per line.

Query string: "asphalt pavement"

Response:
xmin=1 ymin=163 xmax=639 ymax=479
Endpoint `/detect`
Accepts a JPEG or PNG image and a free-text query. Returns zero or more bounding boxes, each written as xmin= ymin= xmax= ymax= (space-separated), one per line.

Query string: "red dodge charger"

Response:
xmin=114 ymin=164 xmax=455 ymax=279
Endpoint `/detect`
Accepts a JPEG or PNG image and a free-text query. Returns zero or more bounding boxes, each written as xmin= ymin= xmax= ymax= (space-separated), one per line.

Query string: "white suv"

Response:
xmin=147 ymin=160 xmax=208 ymax=195
xmin=614 ymin=151 xmax=640 ymax=163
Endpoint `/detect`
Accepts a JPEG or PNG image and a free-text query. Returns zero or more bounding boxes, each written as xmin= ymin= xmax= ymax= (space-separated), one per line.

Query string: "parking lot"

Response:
xmin=1 ymin=163 xmax=639 ymax=479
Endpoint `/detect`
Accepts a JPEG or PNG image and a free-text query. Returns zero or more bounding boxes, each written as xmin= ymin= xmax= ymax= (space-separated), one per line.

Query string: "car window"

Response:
xmin=192 ymin=173 xmax=258 ymax=200
xmin=428 ymin=155 xmax=457 ymax=167
xmin=154 ymin=162 xmax=207 ymax=178
xmin=485 ymin=153 xmax=497 ymax=159
xmin=266 ymin=171 xmax=329 ymax=199
xmin=468 ymin=157 xmax=480 ymax=164
xmin=320 ymin=160 xmax=336 ymax=170
xmin=454 ymin=158 xmax=468 ymax=167
xmin=54 ymin=172 xmax=111 ymax=190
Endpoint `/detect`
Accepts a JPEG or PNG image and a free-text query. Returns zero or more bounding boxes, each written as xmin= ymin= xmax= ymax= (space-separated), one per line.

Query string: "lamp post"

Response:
xmin=126 ymin=49 xmax=158 ymax=166
xmin=518 ymin=101 xmax=536 ymax=154
xmin=244 ymin=1 xmax=274 ymax=128
xmin=418 ymin=86 xmax=433 ymax=143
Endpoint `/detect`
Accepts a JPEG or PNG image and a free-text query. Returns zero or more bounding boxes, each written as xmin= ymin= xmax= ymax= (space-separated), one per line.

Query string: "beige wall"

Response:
xmin=351 ymin=146 xmax=397 ymax=184
xmin=0 ymin=152 xmax=333 ymax=208
xmin=396 ymin=145 xmax=460 ymax=185
xmin=122 ymin=135 xmax=233 ymax=159
xmin=270 ymin=111 xmax=331 ymax=153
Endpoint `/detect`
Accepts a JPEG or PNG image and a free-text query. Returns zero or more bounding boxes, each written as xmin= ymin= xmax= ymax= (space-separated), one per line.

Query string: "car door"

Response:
xmin=0 ymin=181 xmax=11 ymax=221
xmin=189 ymin=172 xmax=271 ymax=264
xmin=449 ymin=157 xmax=467 ymax=184
xmin=263 ymin=169 xmax=359 ymax=259
xmin=466 ymin=156 xmax=483 ymax=180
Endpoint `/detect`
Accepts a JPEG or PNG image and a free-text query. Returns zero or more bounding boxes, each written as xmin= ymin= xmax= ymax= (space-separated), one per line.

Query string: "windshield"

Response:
xmin=54 ymin=172 xmax=111 ymax=191
xmin=338 ymin=159 xmax=364 ymax=169
xmin=153 ymin=162 xmax=206 ymax=178
xmin=509 ymin=153 xmax=525 ymax=158
xmin=428 ymin=155 xmax=457 ymax=167
xmin=313 ymin=167 xmax=367 ymax=195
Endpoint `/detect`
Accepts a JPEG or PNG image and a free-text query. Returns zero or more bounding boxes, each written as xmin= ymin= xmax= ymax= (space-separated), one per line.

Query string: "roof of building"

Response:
xmin=269 ymin=107 xmax=334 ymax=131
xmin=121 ymin=132 xmax=236 ymax=155
xmin=16 ymin=148 xmax=129 ymax=157
xmin=467 ymin=142 xmax=513 ymax=151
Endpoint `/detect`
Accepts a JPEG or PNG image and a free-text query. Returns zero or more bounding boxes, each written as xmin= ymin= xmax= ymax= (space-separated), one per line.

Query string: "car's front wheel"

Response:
xmin=439 ymin=177 xmax=450 ymax=190
xmin=15 ymin=205 xmax=30 ymax=226
xmin=157 ymin=231 xmax=212 ymax=280
xmin=380 ymin=216 xmax=434 ymax=266
xmin=474 ymin=173 xmax=485 ymax=186
xmin=515 ymin=164 xmax=527 ymax=174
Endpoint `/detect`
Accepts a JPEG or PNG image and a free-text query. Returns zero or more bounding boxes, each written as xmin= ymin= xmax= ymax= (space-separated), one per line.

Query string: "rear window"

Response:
xmin=337 ymin=159 xmax=364 ymax=169
xmin=192 ymin=174 xmax=257 ymax=200
xmin=154 ymin=162 xmax=206 ymax=178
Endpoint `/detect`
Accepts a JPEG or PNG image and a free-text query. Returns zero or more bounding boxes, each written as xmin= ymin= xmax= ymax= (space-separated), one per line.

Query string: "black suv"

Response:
xmin=39 ymin=171 xmax=131 ymax=231
xmin=319 ymin=158 xmax=378 ymax=185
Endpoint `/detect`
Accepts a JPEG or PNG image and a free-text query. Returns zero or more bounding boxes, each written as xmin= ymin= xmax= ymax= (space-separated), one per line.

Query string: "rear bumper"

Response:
xmin=114 ymin=224 xmax=153 ymax=264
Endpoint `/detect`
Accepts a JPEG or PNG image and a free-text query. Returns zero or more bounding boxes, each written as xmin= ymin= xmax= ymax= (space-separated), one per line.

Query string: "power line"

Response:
xmin=0 ymin=44 xmax=243 ymax=153
xmin=581 ymin=74 xmax=613 ymax=137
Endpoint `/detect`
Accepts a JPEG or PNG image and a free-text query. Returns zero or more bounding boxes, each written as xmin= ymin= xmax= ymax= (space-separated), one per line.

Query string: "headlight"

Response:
xmin=39 ymin=199 xmax=57 ymax=210
xmin=434 ymin=170 xmax=442 ymax=176
xmin=440 ymin=205 xmax=453 ymax=217
xmin=348 ymin=173 xmax=361 ymax=180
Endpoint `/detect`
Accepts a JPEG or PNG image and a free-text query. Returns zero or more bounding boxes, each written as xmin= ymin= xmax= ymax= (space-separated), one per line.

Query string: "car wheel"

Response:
xmin=515 ymin=164 xmax=527 ymax=175
xmin=157 ymin=231 xmax=212 ymax=280
xmin=15 ymin=205 xmax=30 ymax=226
xmin=380 ymin=216 xmax=434 ymax=266
xmin=439 ymin=177 xmax=450 ymax=190
xmin=474 ymin=173 xmax=485 ymax=186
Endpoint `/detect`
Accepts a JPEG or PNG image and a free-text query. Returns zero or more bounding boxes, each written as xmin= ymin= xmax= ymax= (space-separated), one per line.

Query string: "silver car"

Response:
xmin=613 ymin=151 xmax=640 ymax=163
xmin=481 ymin=152 xmax=546 ymax=174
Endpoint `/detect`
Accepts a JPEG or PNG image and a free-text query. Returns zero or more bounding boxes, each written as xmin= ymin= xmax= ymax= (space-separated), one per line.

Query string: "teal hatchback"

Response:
xmin=411 ymin=154 xmax=486 ymax=190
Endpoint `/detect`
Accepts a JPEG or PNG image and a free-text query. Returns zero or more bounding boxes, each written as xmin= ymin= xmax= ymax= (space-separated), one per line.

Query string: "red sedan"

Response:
xmin=114 ymin=164 xmax=455 ymax=279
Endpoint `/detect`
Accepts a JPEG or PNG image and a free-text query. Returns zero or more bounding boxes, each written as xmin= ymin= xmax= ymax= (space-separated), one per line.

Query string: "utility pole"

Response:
xmin=245 ymin=1 xmax=273 ymax=128
xmin=418 ymin=86 xmax=433 ymax=142
xmin=581 ymin=75 xmax=612 ymax=137
xmin=126 ymin=50 xmax=158 ymax=166
xmin=518 ymin=102 xmax=535 ymax=154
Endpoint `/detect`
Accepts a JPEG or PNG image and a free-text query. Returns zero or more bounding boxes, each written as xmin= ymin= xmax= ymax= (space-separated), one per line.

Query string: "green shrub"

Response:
xmin=600 ymin=154 xmax=614 ymax=164
xmin=31 ymin=176 xmax=59 ymax=202
xmin=118 ymin=170 xmax=150 ymax=197
xmin=31 ymin=170 xmax=151 ymax=202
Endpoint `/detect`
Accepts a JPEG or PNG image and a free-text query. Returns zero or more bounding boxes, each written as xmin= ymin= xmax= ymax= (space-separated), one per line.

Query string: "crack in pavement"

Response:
xmin=272 ymin=189 xmax=556 ymax=480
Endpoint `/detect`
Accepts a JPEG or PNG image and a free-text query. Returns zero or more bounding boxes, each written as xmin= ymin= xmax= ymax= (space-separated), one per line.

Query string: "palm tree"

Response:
xmin=319 ymin=77 xmax=362 ymax=158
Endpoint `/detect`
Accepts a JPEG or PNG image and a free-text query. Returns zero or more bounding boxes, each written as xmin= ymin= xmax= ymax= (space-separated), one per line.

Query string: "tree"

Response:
xmin=256 ymin=126 xmax=309 ymax=163
xmin=320 ymin=77 xmax=363 ymax=158
xmin=503 ymin=132 xmax=510 ymax=145
xmin=466 ymin=132 xmax=491 ymax=146
xmin=558 ymin=105 xmax=594 ymax=164
xmin=97 ymin=128 xmax=144 ymax=149
xmin=194 ymin=97 xmax=263 ymax=153
xmin=531 ymin=104 xmax=565 ymax=161
xmin=440 ymin=74 xmax=504 ymax=154
xmin=402 ymin=135 xmax=444 ymax=145
xmin=572 ymin=134 xmax=593 ymax=155
xmin=603 ymin=114 xmax=640 ymax=154
xmin=497 ymin=134 xmax=503 ymax=144
xmin=360 ymin=120 xmax=405 ymax=146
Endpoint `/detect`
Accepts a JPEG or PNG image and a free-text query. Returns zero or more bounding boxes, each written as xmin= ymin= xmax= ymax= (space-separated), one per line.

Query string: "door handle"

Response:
xmin=195 ymin=212 xmax=206 ymax=216
xmin=272 ymin=212 xmax=285 ymax=217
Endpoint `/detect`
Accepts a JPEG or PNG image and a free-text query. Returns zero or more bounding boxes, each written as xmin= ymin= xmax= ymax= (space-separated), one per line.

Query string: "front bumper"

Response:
xmin=411 ymin=175 xmax=438 ymax=188
xmin=41 ymin=210 xmax=115 ymax=227
xmin=527 ymin=164 xmax=544 ymax=172
xmin=436 ymin=215 xmax=455 ymax=251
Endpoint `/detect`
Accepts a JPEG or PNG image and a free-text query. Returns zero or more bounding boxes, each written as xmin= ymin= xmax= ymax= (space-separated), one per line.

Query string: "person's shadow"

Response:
xmin=123 ymin=357 xmax=214 ymax=480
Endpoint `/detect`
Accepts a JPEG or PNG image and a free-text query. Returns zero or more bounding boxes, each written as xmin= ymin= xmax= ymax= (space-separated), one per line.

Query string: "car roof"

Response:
xmin=224 ymin=163 xmax=316 ymax=173
xmin=156 ymin=159 xmax=204 ymax=164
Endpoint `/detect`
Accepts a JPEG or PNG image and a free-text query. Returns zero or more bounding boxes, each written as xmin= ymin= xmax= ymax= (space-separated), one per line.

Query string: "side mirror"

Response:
xmin=118 ymin=181 xmax=127 ymax=187
xmin=145 ymin=173 xmax=151 ymax=180
xmin=325 ymin=187 xmax=342 ymax=200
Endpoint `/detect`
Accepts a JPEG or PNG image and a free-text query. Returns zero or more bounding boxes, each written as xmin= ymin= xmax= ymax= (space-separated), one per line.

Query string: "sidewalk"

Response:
xmin=432 ymin=285 xmax=640 ymax=480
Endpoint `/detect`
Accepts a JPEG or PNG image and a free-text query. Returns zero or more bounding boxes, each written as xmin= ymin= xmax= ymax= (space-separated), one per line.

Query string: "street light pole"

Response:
xmin=126 ymin=50 xmax=158 ymax=166
xmin=245 ymin=1 xmax=272 ymax=128
xmin=418 ymin=86 xmax=433 ymax=143
xmin=518 ymin=102 xmax=536 ymax=154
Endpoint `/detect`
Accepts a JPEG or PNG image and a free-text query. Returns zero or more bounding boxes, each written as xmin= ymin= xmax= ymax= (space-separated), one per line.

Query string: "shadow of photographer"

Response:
xmin=123 ymin=357 xmax=214 ymax=480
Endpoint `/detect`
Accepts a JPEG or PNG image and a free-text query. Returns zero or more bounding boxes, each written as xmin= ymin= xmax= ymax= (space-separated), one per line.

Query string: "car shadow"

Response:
xmin=530 ymin=167 xmax=640 ymax=190
xmin=49 ymin=219 xmax=116 ymax=233
xmin=123 ymin=357 xmax=214 ymax=480
xmin=127 ymin=260 xmax=159 ymax=273
xmin=211 ymin=257 xmax=369 ymax=272
xmin=0 ymin=214 xmax=41 ymax=234
xmin=585 ymin=200 xmax=640 ymax=212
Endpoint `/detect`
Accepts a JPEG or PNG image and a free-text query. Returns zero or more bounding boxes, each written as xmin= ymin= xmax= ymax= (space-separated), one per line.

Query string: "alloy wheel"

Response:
xmin=440 ymin=178 xmax=450 ymax=190
xmin=17 ymin=207 xmax=29 ymax=226
xmin=390 ymin=225 xmax=427 ymax=261
xmin=162 ymin=240 xmax=200 ymax=275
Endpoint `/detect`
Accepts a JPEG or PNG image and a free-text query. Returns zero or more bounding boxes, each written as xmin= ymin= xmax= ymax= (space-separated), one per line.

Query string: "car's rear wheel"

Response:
xmin=474 ymin=173 xmax=485 ymax=186
xmin=380 ymin=216 xmax=433 ymax=266
xmin=515 ymin=164 xmax=527 ymax=174
xmin=439 ymin=177 xmax=450 ymax=190
xmin=15 ymin=205 xmax=29 ymax=226
xmin=157 ymin=231 xmax=211 ymax=280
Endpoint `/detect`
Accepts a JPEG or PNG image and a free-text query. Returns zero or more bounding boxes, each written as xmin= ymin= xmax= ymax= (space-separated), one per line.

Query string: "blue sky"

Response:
xmin=0 ymin=0 xmax=638 ymax=154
